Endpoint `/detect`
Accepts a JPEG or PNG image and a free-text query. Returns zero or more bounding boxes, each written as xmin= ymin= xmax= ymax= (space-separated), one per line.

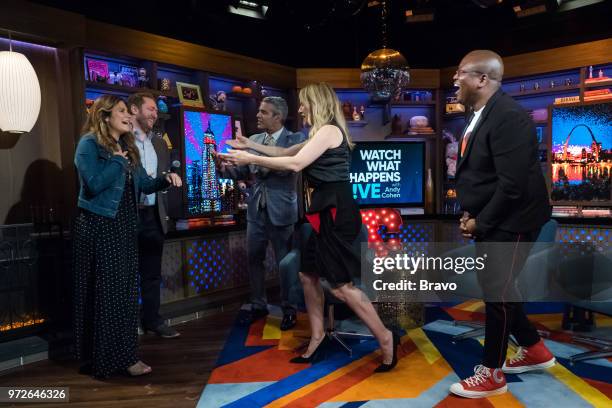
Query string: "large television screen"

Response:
xmin=350 ymin=141 xmax=424 ymax=206
xmin=550 ymin=102 xmax=612 ymax=203
xmin=182 ymin=108 xmax=236 ymax=216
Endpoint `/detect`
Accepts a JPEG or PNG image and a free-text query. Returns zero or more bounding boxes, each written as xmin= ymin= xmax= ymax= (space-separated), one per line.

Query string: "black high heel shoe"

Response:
xmin=374 ymin=331 xmax=400 ymax=373
xmin=290 ymin=336 xmax=329 ymax=364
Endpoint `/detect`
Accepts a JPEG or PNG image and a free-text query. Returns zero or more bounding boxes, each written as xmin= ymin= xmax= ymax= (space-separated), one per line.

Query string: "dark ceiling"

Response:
xmin=30 ymin=0 xmax=612 ymax=69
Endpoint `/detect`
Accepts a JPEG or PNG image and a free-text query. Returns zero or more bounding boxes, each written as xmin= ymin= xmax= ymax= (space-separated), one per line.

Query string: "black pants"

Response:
xmin=476 ymin=228 xmax=542 ymax=368
xmin=138 ymin=206 xmax=165 ymax=329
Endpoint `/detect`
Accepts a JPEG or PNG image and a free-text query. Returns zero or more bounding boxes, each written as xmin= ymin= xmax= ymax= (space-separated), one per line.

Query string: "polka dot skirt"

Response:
xmin=73 ymin=174 xmax=139 ymax=379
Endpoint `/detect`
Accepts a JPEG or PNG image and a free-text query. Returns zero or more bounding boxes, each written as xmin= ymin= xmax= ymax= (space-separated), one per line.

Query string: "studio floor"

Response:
xmin=1 ymin=302 xmax=611 ymax=408
xmin=199 ymin=302 xmax=612 ymax=407
xmin=0 ymin=307 xmax=237 ymax=408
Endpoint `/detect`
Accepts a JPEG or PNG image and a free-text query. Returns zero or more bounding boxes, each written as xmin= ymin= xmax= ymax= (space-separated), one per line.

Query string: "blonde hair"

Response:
xmin=299 ymin=83 xmax=354 ymax=149
xmin=81 ymin=95 xmax=140 ymax=167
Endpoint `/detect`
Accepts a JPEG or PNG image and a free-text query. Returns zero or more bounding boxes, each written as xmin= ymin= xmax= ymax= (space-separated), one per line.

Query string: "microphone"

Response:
xmin=163 ymin=160 xmax=181 ymax=175
xmin=170 ymin=160 xmax=181 ymax=172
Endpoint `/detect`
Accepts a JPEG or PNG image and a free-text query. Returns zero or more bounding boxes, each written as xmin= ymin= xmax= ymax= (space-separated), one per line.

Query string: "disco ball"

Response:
xmin=360 ymin=48 xmax=410 ymax=102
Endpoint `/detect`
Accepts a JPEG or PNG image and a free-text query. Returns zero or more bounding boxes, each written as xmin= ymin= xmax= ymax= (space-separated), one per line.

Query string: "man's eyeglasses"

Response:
xmin=455 ymin=69 xmax=485 ymax=77
xmin=454 ymin=69 xmax=501 ymax=81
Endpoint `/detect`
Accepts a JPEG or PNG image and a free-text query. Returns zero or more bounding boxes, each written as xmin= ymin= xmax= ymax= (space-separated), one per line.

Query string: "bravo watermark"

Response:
xmin=373 ymin=279 xmax=458 ymax=291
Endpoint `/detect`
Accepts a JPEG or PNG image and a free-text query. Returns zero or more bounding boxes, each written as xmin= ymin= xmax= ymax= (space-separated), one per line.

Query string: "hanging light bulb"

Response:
xmin=360 ymin=0 xmax=410 ymax=102
xmin=0 ymin=32 xmax=41 ymax=134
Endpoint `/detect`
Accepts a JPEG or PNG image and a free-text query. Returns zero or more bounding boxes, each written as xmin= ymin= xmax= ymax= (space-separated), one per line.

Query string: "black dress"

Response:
xmin=302 ymin=127 xmax=362 ymax=287
xmin=73 ymin=171 xmax=139 ymax=379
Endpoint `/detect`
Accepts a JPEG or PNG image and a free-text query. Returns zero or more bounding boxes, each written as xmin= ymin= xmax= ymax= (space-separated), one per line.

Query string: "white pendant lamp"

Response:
xmin=0 ymin=33 xmax=41 ymax=134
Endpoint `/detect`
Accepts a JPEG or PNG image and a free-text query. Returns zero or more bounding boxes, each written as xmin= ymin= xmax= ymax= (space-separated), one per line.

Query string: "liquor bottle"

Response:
xmin=391 ymin=114 xmax=402 ymax=134
xmin=425 ymin=168 xmax=434 ymax=214
xmin=352 ymin=106 xmax=360 ymax=121
xmin=342 ymin=102 xmax=352 ymax=119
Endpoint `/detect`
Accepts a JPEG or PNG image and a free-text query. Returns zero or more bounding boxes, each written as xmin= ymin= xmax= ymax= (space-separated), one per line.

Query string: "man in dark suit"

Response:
xmin=217 ymin=96 xmax=305 ymax=330
xmin=448 ymin=51 xmax=555 ymax=398
xmin=128 ymin=93 xmax=182 ymax=338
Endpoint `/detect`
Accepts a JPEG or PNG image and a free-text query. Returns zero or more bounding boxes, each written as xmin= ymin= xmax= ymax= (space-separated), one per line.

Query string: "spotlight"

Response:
xmin=471 ymin=0 xmax=504 ymax=8
xmin=511 ymin=0 xmax=561 ymax=18
xmin=405 ymin=8 xmax=434 ymax=23
xmin=228 ymin=0 xmax=270 ymax=20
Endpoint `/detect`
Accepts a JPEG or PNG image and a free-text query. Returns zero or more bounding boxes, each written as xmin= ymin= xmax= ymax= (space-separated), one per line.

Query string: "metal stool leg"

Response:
xmin=326 ymin=304 xmax=353 ymax=356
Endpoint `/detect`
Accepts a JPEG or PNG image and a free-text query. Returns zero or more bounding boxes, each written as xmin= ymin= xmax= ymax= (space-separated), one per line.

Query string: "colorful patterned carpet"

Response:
xmin=198 ymin=302 xmax=612 ymax=407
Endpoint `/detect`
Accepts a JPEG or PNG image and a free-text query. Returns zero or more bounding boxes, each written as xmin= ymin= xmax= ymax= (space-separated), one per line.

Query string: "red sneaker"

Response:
xmin=450 ymin=365 xmax=507 ymax=398
xmin=502 ymin=339 xmax=556 ymax=374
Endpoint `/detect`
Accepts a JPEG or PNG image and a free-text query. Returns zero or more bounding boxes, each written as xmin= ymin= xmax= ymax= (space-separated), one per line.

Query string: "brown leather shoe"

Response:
xmin=238 ymin=308 xmax=269 ymax=326
xmin=280 ymin=313 xmax=297 ymax=331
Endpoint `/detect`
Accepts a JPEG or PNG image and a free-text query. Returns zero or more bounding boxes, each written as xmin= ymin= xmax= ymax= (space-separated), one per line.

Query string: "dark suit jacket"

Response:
xmin=220 ymin=128 xmax=306 ymax=226
xmin=151 ymin=135 xmax=170 ymax=234
xmin=455 ymin=89 xmax=551 ymax=238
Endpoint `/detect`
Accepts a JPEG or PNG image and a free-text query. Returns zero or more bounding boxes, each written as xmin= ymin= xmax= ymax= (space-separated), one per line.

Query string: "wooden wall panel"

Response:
xmin=0 ymin=2 xmax=85 ymax=46
xmin=296 ymin=68 xmax=362 ymax=89
xmin=55 ymin=47 xmax=86 ymax=221
xmin=297 ymin=68 xmax=440 ymax=89
xmin=85 ymin=21 xmax=296 ymax=89
xmin=0 ymin=41 xmax=69 ymax=225
xmin=0 ymin=3 xmax=295 ymax=88
xmin=439 ymin=38 xmax=612 ymax=88
xmin=439 ymin=66 xmax=458 ymax=89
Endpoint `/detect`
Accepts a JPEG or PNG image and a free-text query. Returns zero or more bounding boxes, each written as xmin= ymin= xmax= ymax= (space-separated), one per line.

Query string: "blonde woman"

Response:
xmin=222 ymin=83 xmax=398 ymax=372
xmin=73 ymin=95 xmax=181 ymax=379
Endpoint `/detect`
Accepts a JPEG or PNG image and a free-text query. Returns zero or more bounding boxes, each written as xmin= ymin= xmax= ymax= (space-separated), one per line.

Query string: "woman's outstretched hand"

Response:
xmin=220 ymin=149 xmax=254 ymax=166
xmin=226 ymin=135 xmax=251 ymax=150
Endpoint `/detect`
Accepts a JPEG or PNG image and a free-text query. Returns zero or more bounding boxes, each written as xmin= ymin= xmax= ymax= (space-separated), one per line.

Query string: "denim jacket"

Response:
xmin=75 ymin=133 xmax=170 ymax=218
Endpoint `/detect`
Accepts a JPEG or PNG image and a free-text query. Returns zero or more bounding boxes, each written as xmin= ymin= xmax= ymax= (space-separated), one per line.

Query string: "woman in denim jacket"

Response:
xmin=73 ymin=95 xmax=181 ymax=379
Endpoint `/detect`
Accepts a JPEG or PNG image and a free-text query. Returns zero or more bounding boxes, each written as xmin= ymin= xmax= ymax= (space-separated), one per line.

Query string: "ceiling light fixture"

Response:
xmin=471 ymin=0 xmax=504 ymax=8
xmin=228 ymin=0 xmax=269 ymax=20
xmin=360 ymin=0 xmax=410 ymax=102
xmin=405 ymin=8 xmax=435 ymax=23
xmin=512 ymin=0 xmax=561 ymax=17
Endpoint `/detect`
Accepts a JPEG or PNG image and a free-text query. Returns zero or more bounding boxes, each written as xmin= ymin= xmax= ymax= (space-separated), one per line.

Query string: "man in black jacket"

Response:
xmin=448 ymin=51 xmax=555 ymax=398
xmin=128 ymin=93 xmax=182 ymax=338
